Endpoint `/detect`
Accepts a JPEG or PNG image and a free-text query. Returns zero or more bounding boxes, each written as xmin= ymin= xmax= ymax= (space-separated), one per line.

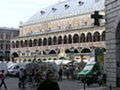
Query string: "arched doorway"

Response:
xmin=58 ymin=36 xmax=62 ymax=44
xmin=16 ymin=41 xmax=19 ymax=48
xmin=24 ymin=40 xmax=28 ymax=47
xmin=43 ymin=38 xmax=47 ymax=46
xmin=48 ymin=37 xmax=52 ymax=45
xmin=49 ymin=50 xmax=56 ymax=54
xmin=65 ymin=49 xmax=71 ymax=53
xmin=12 ymin=41 xmax=15 ymax=48
xmin=29 ymin=39 xmax=33 ymax=47
xmin=86 ymin=32 xmax=92 ymax=42
xmin=20 ymin=40 xmax=23 ymax=47
xmin=73 ymin=34 xmax=79 ymax=43
xmin=63 ymin=35 xmax=68 ymax=44
xmin=80 ymin=33 xmax=85 ymax=43
xmin=33 ymin=39 xmax=38 ymax=46
xmin=68 ymin=34 xmax=72 ymax=44
xmin=38 ymin=38 xmax=42 ymax=46
xmin=12 ymin=52 xmax=19 ymax=62
xmin=93 ymin=32 xmax=100 ymax=42
xmin=53 ymin=36 xmax=57 ymax=45
xmin=81 ymin=48 xmax=91 ymax=53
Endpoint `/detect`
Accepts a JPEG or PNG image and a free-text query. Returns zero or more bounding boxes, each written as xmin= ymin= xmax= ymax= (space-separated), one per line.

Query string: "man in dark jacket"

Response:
xmin=37 ymin=70 xmax=60 ymax=90
xmin=58 ymin=68 xmax=63 ymax=81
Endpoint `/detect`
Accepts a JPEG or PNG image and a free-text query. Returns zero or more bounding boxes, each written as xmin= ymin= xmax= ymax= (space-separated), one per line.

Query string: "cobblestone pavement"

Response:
xmin=0 ymin=78 xmax=119 ymax=90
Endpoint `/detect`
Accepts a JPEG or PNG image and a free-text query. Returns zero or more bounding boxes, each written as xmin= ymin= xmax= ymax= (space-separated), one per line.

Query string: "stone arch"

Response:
xmin=29 ymin=39 xmax=33 ymax=47
xmin=12 ymin=41 xmax=15 ymax=48
xmin=43 ymin=38 xmax=47 ymax=46
xmin=63 ymin=35 xmax=68 ymax=44
xmin=16 ymin=41 xmax=19 ymax=48
xmin=65 ymin=49 xmax=71 ymax=53
xmin=93 ymin=31 xmax=100 ymax=42
xmin=81 ymin=48 xmax=91 ymax=53
xmin=53 ymin=36 xmax=57 ymax=45
xmin=33 ymin=39 xmax=38 ymax=46
xmin=80 ymin=33 xmax=86 ymax=43
xmin=49 ymin=50 xmax=56 ymax=54
xmin=68 ymin=34 xmax=72 ymax=44
xmin=43 ymin=51 xmax=47 ymax=55
xmin=48 ymin=37 xmax=52 ymax=45
xmin=24 ymin=40 xmax=28 ymax=47
xmin=74 ymin=49 xmax=79 ymax=53
xmin=12 ymin=52 xmax=19 ymax=57
xmin=101 ymin=31 xmax=105 ymax=41
xmin=38 ymin=38 xmax=42 ymax=46
xmin=73 ymin=34 xmax=79 ymax=43
xmin=20 ymin=40 xmax=24 ymax=47
xmin=86 ymin=32 xmax=92 ymax=42
xmin=58 ymin=36 xmax=62 ymax=44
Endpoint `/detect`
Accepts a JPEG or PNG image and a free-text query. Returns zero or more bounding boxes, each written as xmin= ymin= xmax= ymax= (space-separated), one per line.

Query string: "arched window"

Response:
xmin=16 ymin=41 xmax=19 ymax=48
xmin=65 ymin=49 xmax=71 ymax=53
xmin=101 ymin=31 xmax=105 ymax=41
xmin=33 ymin=39 xmax=38 ymax=46
xmin=58 ymin=36 xmax=62 ymax=44
xmin=29 ymin=40 xmax=33 ymax=47
xmin=80 ymin=33 xmax=85 ymax=43
xmin=49 ymin=50 xmax=56 ymax=54
xmin=12 ymin=41 xmax=15 ymax=48
xmin=53 ymin=36 xmax=57 ymax=45
xmin=43 ymin=38 xmax=47 ymax=46
xmin=68 ymin=34 xmax=72 ymax=44
xmin=81 ymin=48 xmax=91 ymax=53
xmin=38 ymin=38 xmax=42 ymax=46
xmin=20 ymin=40 xmax=23 ymax=47
xmin=24 ymin=40 xmax=28 ymax=47
xmin=93 ymin=32 xmax=100 ymax=42
xmin=73 ymin=34 xmax=79 ymax=43
xmin=12 ymin=52 xmax=19 ymax=57
xmin=0 ymin=44 xmax=3 ymax=49
xmin=48 ymin=37 xmax=52 ymax=45
xmin=63 ymin=35 xmax=68 ymax=44
xmin=74 ymin=49 xmax=79 ymax=53
xmin=86 ymin=32 xmax=92 ymax=42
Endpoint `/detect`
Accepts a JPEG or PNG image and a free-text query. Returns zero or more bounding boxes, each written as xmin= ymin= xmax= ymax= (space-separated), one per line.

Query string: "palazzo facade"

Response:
xmin=0 ymin=27 xmax=19 ymax=61
xmin=11 ymin=0 xmax=105 ymax=62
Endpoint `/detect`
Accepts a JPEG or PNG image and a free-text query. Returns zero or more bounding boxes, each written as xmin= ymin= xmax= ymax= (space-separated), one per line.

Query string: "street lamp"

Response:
xmin=69 ymin=47 xmax=75 ymax=65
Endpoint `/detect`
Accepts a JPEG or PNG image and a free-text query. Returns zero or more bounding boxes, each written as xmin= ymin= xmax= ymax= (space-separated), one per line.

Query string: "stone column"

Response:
xmin=105 ymin=0 xmax=120 ymax=87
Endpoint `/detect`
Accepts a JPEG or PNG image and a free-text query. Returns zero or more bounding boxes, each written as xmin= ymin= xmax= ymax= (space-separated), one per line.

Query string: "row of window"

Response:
xmin=11 ymin=31 xmax=105 ymax=48
xmin=0 ymin=44 xmax=10 ymax=50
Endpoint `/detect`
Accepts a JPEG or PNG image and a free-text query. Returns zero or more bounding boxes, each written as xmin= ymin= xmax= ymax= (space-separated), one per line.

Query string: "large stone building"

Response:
xmin=0 ymin=27 xmax=19 ymax=61
xmin=11 ymin=0 xmax=105 ymax=62
xmin=105 ymin=0 xmax=120 ymax=87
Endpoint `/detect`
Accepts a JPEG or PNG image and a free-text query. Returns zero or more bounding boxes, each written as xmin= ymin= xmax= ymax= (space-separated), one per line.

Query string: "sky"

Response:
xmin=0 ymin=0 xmax=65 ymax=28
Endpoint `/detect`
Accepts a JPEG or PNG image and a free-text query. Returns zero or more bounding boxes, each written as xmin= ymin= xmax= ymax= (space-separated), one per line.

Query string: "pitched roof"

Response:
xmin=23 ymin=0 xmax=105 ymax=26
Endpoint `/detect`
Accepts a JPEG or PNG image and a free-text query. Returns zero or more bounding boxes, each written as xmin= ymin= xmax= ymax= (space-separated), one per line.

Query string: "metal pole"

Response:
xmin=109 ymin=84 xmax=112 ymax=90
xmin=83 ymin=77 xmax=86 ymax=90
xmin=83 ymin=81 xmax=86 ymax=90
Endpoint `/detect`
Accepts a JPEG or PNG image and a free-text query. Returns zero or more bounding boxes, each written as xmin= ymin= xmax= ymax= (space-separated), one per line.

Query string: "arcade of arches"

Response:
xmin=11 ymin=31 xmax=106 ymax=60
xmin=11 ymin=31 xmax=105 ymax=49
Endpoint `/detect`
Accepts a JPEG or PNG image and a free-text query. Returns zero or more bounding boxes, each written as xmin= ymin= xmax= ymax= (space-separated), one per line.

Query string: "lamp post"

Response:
xmin=70 ymin=47 xmax=75 ymax=65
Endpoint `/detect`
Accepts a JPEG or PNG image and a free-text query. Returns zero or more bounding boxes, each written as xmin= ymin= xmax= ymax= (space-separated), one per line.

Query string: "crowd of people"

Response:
xmin=0 ymin=61 xmax=107 ymax=90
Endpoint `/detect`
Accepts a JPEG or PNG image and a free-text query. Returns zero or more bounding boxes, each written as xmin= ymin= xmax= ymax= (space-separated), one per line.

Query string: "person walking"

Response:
xmin=18 ymin=68 xmax=26 ymax=88
xmin=37 ymin=70 xmax=60 ymax=90
xmin=0 ymin=70 xmax=7 ymax=89
xmin=58 ymin=68 xmax=63 ymax=81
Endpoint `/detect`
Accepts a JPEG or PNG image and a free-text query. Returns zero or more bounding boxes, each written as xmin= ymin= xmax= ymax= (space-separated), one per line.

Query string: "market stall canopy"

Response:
xmin=78 ymin=61 xmax=96 ymax=75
